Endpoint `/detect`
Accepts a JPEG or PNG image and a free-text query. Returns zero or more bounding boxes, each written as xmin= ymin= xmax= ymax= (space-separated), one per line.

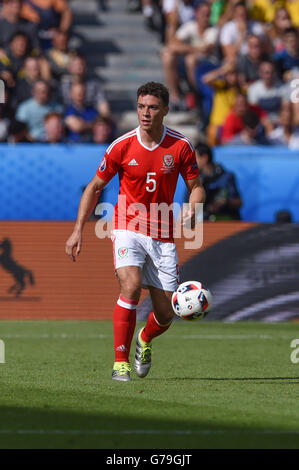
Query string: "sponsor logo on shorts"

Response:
xmin=99 ymin=157 xmax=106 ymax=172
xmin=118 ymin=247 xmax=128 ymax=258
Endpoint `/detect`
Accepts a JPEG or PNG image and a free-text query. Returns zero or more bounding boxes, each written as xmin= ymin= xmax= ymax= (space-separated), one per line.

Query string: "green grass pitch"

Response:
xmin=0 ymin=320 xmax=299 ymax=449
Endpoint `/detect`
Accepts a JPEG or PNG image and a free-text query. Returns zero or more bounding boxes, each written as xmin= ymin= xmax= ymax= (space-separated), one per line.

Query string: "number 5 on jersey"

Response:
xmin=146 ymin=172 xmax=156 ymax=192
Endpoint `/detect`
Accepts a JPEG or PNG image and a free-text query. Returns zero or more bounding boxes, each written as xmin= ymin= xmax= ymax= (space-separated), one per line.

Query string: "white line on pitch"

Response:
xmin=0 ymin=334 xmax=275 ymax=340
xmin=180 ymin=335 xmax=273 ymax=340
xmin=0 ymin=429 xmax=298 ymax=436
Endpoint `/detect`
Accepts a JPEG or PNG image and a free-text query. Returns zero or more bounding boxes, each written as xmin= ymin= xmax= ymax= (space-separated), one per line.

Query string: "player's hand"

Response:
xmin=65 ymin=229 xmax=82 ymax=262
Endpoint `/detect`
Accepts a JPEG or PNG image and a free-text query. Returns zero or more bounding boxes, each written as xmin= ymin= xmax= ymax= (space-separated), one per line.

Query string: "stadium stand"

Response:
xmin=1 ymin=0 xmax=299 ymax=144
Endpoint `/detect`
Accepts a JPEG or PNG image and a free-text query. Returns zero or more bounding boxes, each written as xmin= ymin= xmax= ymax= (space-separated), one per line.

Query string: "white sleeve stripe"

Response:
xmin=106 ymin=130 xmax=136 ymax=154
xmin=166 ymin=131 xmax=194 ymax=151
xmin=166 ymin=126 xmax=185 ymax=137
xmin=166 ymin=127 xmax=193 ymax=142
xmin=166 ymin=127 xmax=191 ymax=141
xmin=106 ymin=131 xmax=136 ymax=155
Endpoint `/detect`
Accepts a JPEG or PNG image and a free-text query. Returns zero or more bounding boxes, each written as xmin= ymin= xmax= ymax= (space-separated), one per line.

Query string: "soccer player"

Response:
xmin=65 ymin=82 xmax=205 ymax=382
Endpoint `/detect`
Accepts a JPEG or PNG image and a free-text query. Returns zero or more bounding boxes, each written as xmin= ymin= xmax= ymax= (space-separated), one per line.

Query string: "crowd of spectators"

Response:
xmin=127 ymin=0 xmax=299 ymax=149
xmin=153 ymin=0 xmax=299 ymax=148
xmin=2 ymin=0 xmax=299 ymax=151
xmin=131 ymin=0 xmax=299 ymax=220
xmin=0 ymin=0 xmax=115 ymax=144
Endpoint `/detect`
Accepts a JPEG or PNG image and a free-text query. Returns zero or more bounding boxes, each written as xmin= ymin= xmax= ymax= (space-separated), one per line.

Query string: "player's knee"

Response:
xmin=156 ymin=309 xmax=174 ymax=326
xmin=120 ymin=280 xmax=141 ymax=301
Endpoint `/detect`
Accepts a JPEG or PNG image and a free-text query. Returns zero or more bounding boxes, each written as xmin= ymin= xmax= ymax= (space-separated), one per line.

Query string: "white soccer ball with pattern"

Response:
xmin=171 ymin=281 xmax=213 ymax=321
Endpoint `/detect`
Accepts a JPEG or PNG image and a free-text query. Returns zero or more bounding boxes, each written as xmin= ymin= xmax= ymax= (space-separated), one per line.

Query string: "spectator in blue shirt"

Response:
xmin=16 ymin=79 xmax=62 ymax=140
xmin=195 ymin=142 xmax=242 ymax=221
xmin=274 ymin=27 xmax=299 ymax=82
xmin=59 ymin=54 xmax=110 ymax=118
xmin=64 ymin=81 xmax=99 ymax=143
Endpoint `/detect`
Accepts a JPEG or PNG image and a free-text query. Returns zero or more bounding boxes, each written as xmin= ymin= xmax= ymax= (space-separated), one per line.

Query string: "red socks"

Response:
xmin=141 ymin=311 xmax=172 ymax=343
xmin=113 ymin=297 xmax=172 ymax=362
xmin=113 ymin=295 xmax=137 ymax=362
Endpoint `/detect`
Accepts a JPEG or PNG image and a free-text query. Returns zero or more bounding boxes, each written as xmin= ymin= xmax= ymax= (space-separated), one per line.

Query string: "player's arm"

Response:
xmin=183 ymin=176 xmax=206 ymax=229
xmin=65 ymin=174 xmax=107 ymax=262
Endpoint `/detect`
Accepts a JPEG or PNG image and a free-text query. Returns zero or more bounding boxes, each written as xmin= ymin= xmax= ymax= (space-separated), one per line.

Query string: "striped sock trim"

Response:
xmin=117 ymin=295 xmax=138 ymax=310
xmin=153 ymin=313 xmax=173 ymax=328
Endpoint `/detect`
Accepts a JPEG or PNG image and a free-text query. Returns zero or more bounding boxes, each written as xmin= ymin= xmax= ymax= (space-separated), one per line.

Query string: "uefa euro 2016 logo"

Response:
xmin=0 ymin=340 xmax=4 ymax=364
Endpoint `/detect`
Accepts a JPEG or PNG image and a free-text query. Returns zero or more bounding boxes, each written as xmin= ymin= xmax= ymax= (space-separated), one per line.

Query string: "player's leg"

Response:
xmin=111 ymin=230 xmax=146 ymax=381
xmin=115 ymin=265 xmax=141 ymax=359
xmin=134 ymin=288 xmax=174 ymax=378
xmin=134 ymin=240 xmax=178 ymax=378
xmin=112 ymin=266 xmax=142 ymax=381
xmin=142 ymin=286 xmax=174 ymax=341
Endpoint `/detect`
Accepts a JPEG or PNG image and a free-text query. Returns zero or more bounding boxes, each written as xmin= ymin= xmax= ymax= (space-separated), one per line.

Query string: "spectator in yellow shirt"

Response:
xmin=285 ymin=0 xmax=299 ymax=27
xmin=202 ymin=60 xmax=240 ymax=146
xmin=249 ymin=0 xmax=284 ymax=23
xmin=249 ymin=0 xmax=299 ymax=27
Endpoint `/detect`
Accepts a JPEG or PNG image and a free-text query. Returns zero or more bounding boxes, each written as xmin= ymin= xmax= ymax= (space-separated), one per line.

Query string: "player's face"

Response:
xmin=137 ymin=95 xmax=168 ymax=132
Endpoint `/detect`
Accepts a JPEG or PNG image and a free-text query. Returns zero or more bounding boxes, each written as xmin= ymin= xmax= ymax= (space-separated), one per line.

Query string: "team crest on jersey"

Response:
xmin=163 ymin=154 xmax=174 ymax=168
xmin=118 ymin=247 xmax=128 ymax=258
xmin=99 ymin=157 xmax=106 ymax=172
xmin=162 ymin=154 xmax=175 ymax=174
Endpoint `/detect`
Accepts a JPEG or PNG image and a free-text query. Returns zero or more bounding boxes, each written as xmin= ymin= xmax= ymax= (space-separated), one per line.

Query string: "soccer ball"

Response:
xmin=171 ymin=280 xmax=213 ymax=321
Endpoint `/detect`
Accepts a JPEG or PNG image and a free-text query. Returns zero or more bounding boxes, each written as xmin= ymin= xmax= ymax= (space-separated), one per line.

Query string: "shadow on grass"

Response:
xmin=0 ymin=405 xmax=298 ymax=449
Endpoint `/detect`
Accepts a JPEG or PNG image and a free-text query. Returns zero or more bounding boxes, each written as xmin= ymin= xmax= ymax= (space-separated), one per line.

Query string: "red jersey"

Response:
xmin=96 ymin=125 xmax=199 ymax=242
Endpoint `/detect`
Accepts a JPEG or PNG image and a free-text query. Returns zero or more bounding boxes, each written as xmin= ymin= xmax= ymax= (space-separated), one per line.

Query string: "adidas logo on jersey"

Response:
xmin=128 ymin=158 xmax=139 ymax=166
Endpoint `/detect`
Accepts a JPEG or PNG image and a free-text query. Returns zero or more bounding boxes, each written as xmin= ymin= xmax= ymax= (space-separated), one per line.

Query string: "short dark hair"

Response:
xmin=9 ymin=30 xmax=30 ymax=44
xmin=196 ymin=1 xmax=210 ymax=10
xmin=34 ymin=79 xmax=50 ymax=89
xmin=284 ymin=27 xmax=298 ymax=37
xmin=276 ymin=210 xmax=292 ymax=223
xmin=137 ymin=82 xmax=169 ymax=107
xmin=243 ymin=110 xmax=259 ymax=129
xmin=234 ymin=1 xmax=246 ymax=9
xmin=71 ymin=52 xmax=86 ymax=62
xmin=8 ymin=119 xmax=28 ymax=136
xmin=54 ymin=28 xmax=70 ymax=38
xmin=94 ymin=116 xmax=113 ymax=126
xmin=194 ymin=142 xmax=213 ymax=162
